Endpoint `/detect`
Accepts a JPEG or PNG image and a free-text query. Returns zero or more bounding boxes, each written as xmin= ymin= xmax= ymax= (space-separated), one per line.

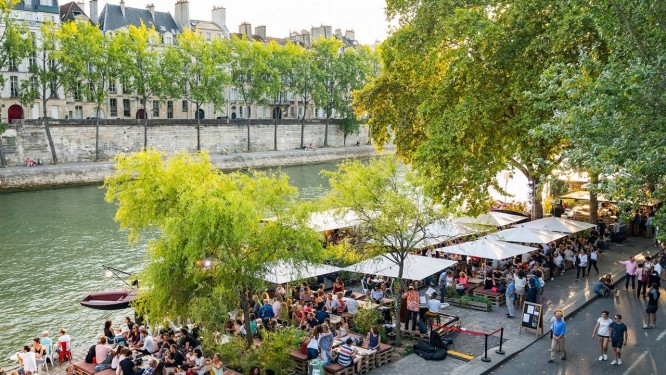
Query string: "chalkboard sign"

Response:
xmin=520 ymin=302 xmax=543 ymax=337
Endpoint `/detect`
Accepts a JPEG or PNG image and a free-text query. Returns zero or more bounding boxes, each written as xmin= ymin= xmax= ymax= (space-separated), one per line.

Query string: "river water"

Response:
xmin=0 ymin=161 xmax=340 ymax=366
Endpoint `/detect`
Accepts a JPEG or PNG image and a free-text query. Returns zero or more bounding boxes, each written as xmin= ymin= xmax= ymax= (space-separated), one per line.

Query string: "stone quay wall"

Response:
xmin=0 ymin=119 xmax=369 ymax=166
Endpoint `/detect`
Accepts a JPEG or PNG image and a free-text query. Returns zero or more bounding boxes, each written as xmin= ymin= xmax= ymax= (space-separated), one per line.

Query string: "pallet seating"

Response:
xmin=564 ymin=260 xmax=574 ymax=270
xmin=357 ymin=351 xmax=376 ymax=374
xmin=289 ymin=350 xmax=308 ymax=375
xmin=374 ymin=344 xmax=394 ymax=367
xmin=472 ymin=287 xmax=505 ymax=306
xmin=72 ymin=362 xmax=115 ymax=375
xmin=324 ymin=363 xmax=354 ymax=375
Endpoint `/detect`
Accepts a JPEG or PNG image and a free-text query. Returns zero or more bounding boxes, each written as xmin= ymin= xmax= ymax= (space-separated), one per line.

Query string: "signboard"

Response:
xmin=520 ymin=301 xmax=543 ymax=337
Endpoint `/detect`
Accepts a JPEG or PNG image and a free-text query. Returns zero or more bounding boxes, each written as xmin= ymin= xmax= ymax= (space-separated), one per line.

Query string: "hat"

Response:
xmin=408 ymin=286 xmax=414 ymax=290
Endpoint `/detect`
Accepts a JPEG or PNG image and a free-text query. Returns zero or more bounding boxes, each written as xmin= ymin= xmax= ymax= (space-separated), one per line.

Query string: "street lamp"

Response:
xmin=501 ymin=171 xmax=511 ymax=203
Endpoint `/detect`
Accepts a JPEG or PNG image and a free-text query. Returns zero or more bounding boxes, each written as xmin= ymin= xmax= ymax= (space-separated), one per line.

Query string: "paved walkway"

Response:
xmin=375 ymin=236 xmax=658 ymax=375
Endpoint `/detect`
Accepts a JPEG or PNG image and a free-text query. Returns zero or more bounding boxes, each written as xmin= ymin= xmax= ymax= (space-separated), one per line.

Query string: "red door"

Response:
xmin=135 ymin=109 xmax=146 ymax=119
xmin=8 ymin=105 xmax=23 ymax=123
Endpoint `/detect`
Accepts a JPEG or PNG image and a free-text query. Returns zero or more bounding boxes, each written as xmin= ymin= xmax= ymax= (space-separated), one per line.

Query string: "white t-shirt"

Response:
xmin=653 ymin=263 xmax=663 ymax=275
xmin=590 ymin=252 xmax=598 ymax=261
xmin=427 ymin=299 xmax=441 ymax=313
xmin=195 ymin=356 xmax=207 ymax=375
xmin=554 ymin=255 xmax=563 ymax=266
xmin=578 ymin=254 xmax=588 ymax=267
xmin=141 ymin=335 xmax=155 ymax=353
xmin=20 ymin=352 xmax=37 ymax=373
xmin=597 ymin=317 xmax=611 ymax=336
xmin=307 ymin=335 xmax=320 ymax=350
xmin=58 ymin=334 xmax=71 ymax=351
xmin=345 ymin=298 xmax=359 ymax=314
xmin=514 ymin=275 xmax=526 ymax=289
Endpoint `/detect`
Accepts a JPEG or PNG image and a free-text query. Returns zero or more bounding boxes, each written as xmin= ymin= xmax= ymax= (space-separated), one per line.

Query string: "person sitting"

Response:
xmin=456 ymin=272 xmax=469 ymax=296
xmin=425 ymin=293 xmax=441 ymax=324
xmin=179 ymin=328 xmax=200 ymax=351
xmin=18 ymin=345 xmax=37 ymax=375
xmin=94 ymin=337 xmax=112 ymax=365
xmin=333 ymin=293 xmax=346 ymax=315
xmin=33 ymin=337 xmax=47 ymax=366
xmin=116 ymin=349 xmax=145 ymax=375
xmin=332 ymin=278 xmax=345 ymax=295
xmin=139 ymin=330 xmax=155 ymax=355
xmin=593 ymin=277 xmax=612 ymax=297
xmin=367 ymin=326 xmax=381 ymax=351
xmin=163 ymin=344 xmax=185 ymax=371
xmin=206 ymin=353 xmax=224 ymax=375
xmin=345 ymin=296 xmax=359 ymax=314
xmin=239 ymin=315 xmax=259 ymax=337
xmin=315 ymin=305 xmax=330 ymax=323
xmin=603 ymin=274 xmax=617 ymax=295
xmin=186 ymin=349 xmax=206 ymax=375
xmin=370 ymin=285 xmax=384 ymax=303
xmin=335 ymin=338 xmax=361 ymax=373
xmin=258 ymin=299 xmax=275 ymax=325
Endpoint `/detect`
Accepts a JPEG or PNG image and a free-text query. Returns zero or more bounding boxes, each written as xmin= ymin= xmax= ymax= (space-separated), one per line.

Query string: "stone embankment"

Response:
xmin=0 ymin=145 xmax=390 ymax=191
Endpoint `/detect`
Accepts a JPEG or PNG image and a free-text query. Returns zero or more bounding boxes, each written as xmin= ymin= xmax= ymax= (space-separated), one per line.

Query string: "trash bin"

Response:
xmin=308 ymin=358 xmax=324 ymax=375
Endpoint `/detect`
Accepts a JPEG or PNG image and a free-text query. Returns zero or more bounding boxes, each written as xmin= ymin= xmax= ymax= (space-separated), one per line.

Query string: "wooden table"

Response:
xmin=357 ymin=300 xmax=380 ymax=310
xmin=468 ymin=278 xmax=484 ymax=287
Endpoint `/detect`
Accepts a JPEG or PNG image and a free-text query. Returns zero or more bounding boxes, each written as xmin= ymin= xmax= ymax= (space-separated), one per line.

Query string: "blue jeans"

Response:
xmin=307 ymin=348 xmax=319 ymax=360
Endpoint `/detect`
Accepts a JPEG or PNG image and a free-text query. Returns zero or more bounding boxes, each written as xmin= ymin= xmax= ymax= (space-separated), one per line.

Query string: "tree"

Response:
xmin=287 ymin=42 xmax=317 ymax=149
xmin=322 ymin=157 xmax=448 ymax=345
xmin=111 ymin=23 xmax=167 ymax=149
xmin=229 ymin=36 xmax=271 ymax=152
xmin=355 ymin=0 xmax=603 ymax=218
xmin=174 ymin=29 xmax=231 ymax=151
xmin=19 ymin=22 xmax=62 ymax=165
xmin=57 ymin=20 xmax=118 ymax=161
xmin=0 ymin=0 xmax=32 ymax=167
xmin=339 ymin=45 xmax=378 ymax=145
xmin=312 ymin=37 xmax=344 ymax=147
xmin=104 ymin=150 xmax=322 ymax=347
xmin=265 ymin=41 xmax=291 ymax=151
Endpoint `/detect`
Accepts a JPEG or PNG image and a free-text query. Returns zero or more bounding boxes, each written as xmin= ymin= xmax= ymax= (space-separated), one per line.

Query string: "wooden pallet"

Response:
xmin=289 ymin=350 xmax=308 ymax=375
xmin=324 ymin=363 xmax=354 ymax=375
xmin=472 ymin=287 xmax=505 ymax=307
xmin=358 ymin=352 xmax=376 ymax=374
xmin=375 ymin=344 xmax=394 ymax=367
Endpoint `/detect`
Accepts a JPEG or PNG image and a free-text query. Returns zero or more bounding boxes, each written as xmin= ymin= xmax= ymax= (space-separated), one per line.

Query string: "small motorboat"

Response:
xmin=80 ymin=289 xmax=137 ymax=310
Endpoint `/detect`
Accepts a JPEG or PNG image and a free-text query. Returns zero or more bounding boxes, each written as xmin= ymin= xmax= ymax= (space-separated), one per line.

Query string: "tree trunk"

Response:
xmin=300 ymin=115 xmax=305 ymax=149
xmin=530 ymin=177 xmax=543 ymax=219
xmin=239 ymin=288 xmax=254 ymax=348
xmin=246 ymin=116 xmax=251 ymax=152
xmin=395 ymin=264 xmax=405 ymax=346
xmin=196 ymin=104 xmax=201 ymax=152
xmin=43 ymin=99 xmax=58 ymax=164
xmin=588 ymin=173 xmax=599 ymax=224
xmin=0 ymin=132 xmax=6 ymax=168
xmin=273 ymin=115 xmax=278 ymax=151
xmin=324 ymin=115 xmax=330 ymax=147
xmin=95 ymin=103 xmax=101 ymax=161
xmin=343 ymin=131 xmax=347 ymax=146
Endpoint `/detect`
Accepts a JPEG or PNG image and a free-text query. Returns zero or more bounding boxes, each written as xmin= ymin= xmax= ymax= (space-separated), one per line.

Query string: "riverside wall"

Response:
xmin=0 ymin=119 xmax=370 ymax=166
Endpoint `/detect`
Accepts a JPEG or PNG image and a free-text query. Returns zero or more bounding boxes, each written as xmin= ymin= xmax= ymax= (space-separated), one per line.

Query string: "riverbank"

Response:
xmin=0 ymin=145 xmax=390 ymax=191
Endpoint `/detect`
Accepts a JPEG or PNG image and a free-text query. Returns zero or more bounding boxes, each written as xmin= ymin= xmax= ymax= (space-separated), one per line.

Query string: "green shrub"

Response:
xmin=353 ymin=305 xmax=382 ymax=335
xmin=215 ymin=335 xmax=257 ymax=373
xmin=255 ymin=327 xmax=303 ymax=374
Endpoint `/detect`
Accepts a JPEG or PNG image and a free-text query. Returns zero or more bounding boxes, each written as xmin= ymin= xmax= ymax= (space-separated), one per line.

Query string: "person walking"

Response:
xmin=575 ymin=250 xmax=588 ymax=282
xmin=438 ymin=271 xmax=447 ymax=302
xmin=592 ymin=311 xmax=612 ymax=361
xmin=609 ymin=314 xmax=628 ymax=365
xmin=548 ymin=310 xmax=566 ymax=363
xmin=505 ymin=276 xmax=516 ymax=319
xmin=643 ymin=283 xmax=660 ymax=328
xmin=588 ymin=248 xmax=600 ymax=276
xmin=637 ymin=263 xmax=650 ymax=298
xmin=617 ymin=256 xmax=637 ymax=291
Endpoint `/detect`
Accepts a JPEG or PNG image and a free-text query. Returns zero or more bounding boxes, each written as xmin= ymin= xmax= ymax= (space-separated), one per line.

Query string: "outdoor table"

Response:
xmin=329 ymin=314 xmax=342 ymax=326
xmin=468 ymin=278 xmax=484 ymax=287
xmin=357 ymin=300 xmax=380 ymax=310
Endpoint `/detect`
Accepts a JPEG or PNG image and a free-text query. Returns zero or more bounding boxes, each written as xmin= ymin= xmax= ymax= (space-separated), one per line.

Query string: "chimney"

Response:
xmin=254 ymin=25 xmax=266 ymax=40
xmin=335 ymin=28 xmax=342 ymax=38
xmin=239 ymin=22 xmax=251 ymax=38
xmin=120 ymin=0 xmax=125 ymax=17
xmin=89 ymin=0 xmax=98 ymax=24
xmin=211 ymin=5 xmax=227 ymax=36
xmin=345 ymin=29 xmax=355 ymax=41
xmin=147 ymin=3 xmax=155 ymax=20
xmin=174 ymin=0 xmax=190 ymax=29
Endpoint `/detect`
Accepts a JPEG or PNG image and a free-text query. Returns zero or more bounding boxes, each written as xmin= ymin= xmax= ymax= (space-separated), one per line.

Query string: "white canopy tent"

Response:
xmin=343 ymin=254 xmax=457 ymax=281
xmin=385 ymin=220 xmax=480 ymax=249
xmin=455 ymin=211 xmax=527 ymax=227
xmin=488 ymin=226 xmax=568 ymax=244
xmin=436 ymin=238 xmax=538 ymax=260
xmin=262 ymin=260 xmax=340 ymax=284
xmin=306 ymin=210 xmax=361 ymax=232
xmin=520 ymin=217 xmax=596 ymax=234
xmin=560 ymin=191 xmax=611 ymax=202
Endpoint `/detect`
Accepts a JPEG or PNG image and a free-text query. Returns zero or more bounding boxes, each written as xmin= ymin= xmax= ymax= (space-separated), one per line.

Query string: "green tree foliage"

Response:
xmin=111 ymin=23 xmax=170 ymax=149
xmin=355 ymin=0 xmax=605 ymax=218
xmin=322 ymin=157 xmax=448 ymax=344
xmin=340 ymin=45 xmax=378 ymax=145
xmin=266 ymin=41 xmax=291 ymax=151
xmin=229 ymin=36 xmax=272 ymax=152
xmin=286 ymin=42 xmax=317 ymax=148
xmin=312 ymin=37 xmax=345 ymax=147
xmin=57 ymin=20 xmax=119 ymax=161
xmin=104 ymin=149 xmax=321 ymax=347
xmin=173 ymin=29 xmax=231 ymax=151
xmin=19 ymin=22 xmax=61 ymax=165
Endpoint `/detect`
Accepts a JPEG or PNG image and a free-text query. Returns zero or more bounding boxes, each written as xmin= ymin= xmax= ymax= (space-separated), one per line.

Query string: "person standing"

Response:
xmin=505 ymin=276 xmax=516 ymax=319
xmin=637 ymin=263 xmax=650 ymax=298
xmin=609 ymin=314 xmax=628 ymax=365
xmin=588 ymin=248 xmax=600 ymax=276
xmin=575 ymin=250 xmax=588 ymax=282
xmin=548 ymin=310 xmax=566 ymax=363
xmin=592 ymin=311 xmax=612 ymax=361
xmin=438 ymin=271 xmax=447 ymax=302
xmin=402 ymin=285 xmax=420 ymax=331
xmin=643 ymin=283 xmax=660 ymax=328
xmin=617 ymin=256 xmax=637 ymax=291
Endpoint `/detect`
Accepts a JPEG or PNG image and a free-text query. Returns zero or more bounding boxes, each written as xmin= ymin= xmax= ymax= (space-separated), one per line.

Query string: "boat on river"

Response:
xmin=80 ymin=289 xmax=137 ymax=310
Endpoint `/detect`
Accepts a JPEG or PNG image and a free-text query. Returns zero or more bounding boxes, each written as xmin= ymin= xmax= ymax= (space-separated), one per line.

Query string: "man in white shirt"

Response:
xmin=140 ymin=331 xmax=155 ymax=355
xmin=370 ymin=285 xmax=384 ymax=303
xmin=554 ymin=252 xmax=565 ymax=273
xmin=427 ymin=293 xmax=441 ymax=313
xmin=18 ymin=345 xmax=37 ymax=375
xmin=58 ymin=328 xmax=71 ymax=352
xmin=345 ymin=297 xmax=359 ymax=314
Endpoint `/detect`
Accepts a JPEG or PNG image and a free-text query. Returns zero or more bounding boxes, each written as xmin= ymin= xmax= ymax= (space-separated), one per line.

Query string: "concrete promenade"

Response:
xmin=0 ymin=145 xmax=389 ymax=191
xmin=377 ymin=236 xmax=657 ymax=375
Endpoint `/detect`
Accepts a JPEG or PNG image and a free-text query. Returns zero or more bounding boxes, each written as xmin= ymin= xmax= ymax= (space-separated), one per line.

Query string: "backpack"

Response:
xmin=430 ymin=331 xmax=448 ymax=349
xmin=641 ymin=269 xmax=650 ymax=284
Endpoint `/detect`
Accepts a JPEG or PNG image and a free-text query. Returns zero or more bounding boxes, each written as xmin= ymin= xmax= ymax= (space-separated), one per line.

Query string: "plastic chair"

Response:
xmin=58 ymin=341 xmax=71 ymax=365
xmin=42 ymin=343 xmax=54 ymax=370
xmin=38 ymin=359 xmax=50 ymax=375
xmin=384 ymin=278 xmax=395 ymax=297
xmin=361 ymin=279 xmax=369 ymax=294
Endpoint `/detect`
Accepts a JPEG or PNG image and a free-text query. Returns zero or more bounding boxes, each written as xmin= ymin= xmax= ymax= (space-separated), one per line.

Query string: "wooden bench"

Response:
xmin=472 ymin=287 xmax=505 ymax=306
xmin=374 ymin=344 xmax=394 ymax=367
xmin=290 ymin=350 xmax=308 ymax=375
xmin=564 ymin=260 xmax=574 ymax=270
xmin=324 ymin=362 xmax=354 ymax=375
xmin=542 ymin=268 xmax=551 ymax=280
xmin=357 ymin=350 xmax=376 ymax=374
xmin=72 ymin=362 xmax=115 ymax=375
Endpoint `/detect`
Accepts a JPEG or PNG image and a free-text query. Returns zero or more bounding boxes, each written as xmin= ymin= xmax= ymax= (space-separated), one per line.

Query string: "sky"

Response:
xmin=89 ymin=0 xmax=392 ymax=44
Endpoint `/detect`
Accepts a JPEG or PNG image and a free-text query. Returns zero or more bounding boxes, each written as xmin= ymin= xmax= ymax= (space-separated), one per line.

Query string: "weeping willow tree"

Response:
xmin=104 ymin=149 xmax=321 ymax=347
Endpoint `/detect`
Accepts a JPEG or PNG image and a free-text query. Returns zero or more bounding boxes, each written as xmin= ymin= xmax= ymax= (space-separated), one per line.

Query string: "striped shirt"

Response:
xmin=337 ymin=345 xmax=354 ymax=366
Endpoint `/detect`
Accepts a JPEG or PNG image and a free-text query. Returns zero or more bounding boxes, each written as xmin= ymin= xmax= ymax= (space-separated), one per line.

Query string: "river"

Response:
xmin=0 ymin=161 xmax=340 ymax=366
